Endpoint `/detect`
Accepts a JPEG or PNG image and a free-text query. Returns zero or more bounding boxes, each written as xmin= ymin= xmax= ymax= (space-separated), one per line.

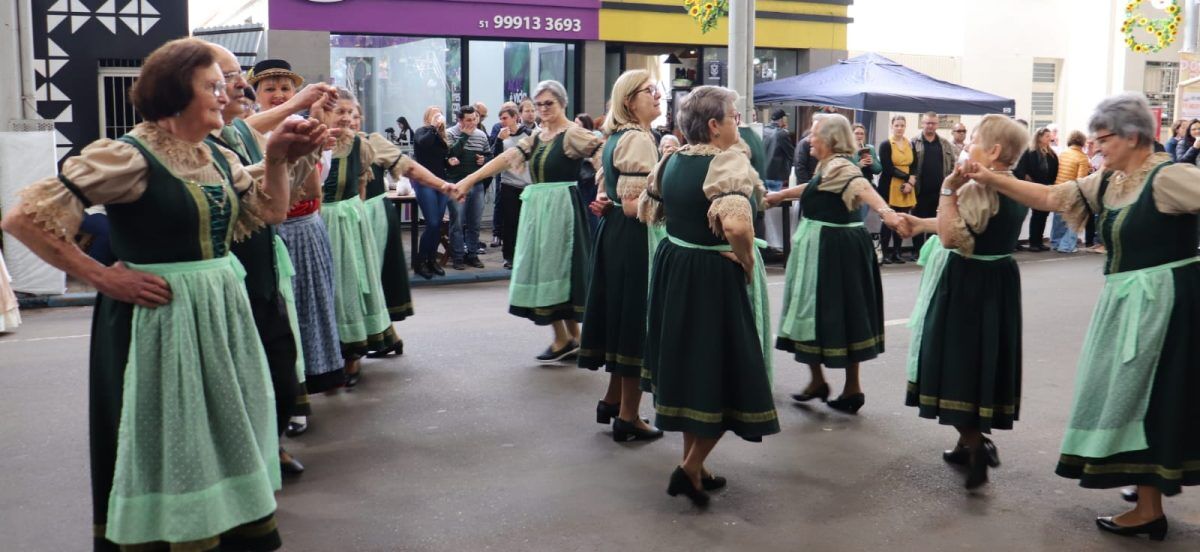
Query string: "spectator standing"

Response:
xmin=412 ymin=106 xmax=452 ymax=278
xmin=792 ymin=131 xmax=818 ymax=184
xmin=1019 ymin=127 xmax=1058 ymax=251
xmin=659 ymin=134 xmax=680 ymax=156
xmin=1173 ymin=119 xmax=1200 ymax=164
xmin=394 ymin=116 xmax=415 ymax=145
xmin=519 ymin=98 xmax=537 ymax=130
xmin=1084 ymin=138 xmax=1106 ymax=253
xmin=911 ymin=111 xmax=956 ymax=257
xmin=1050 ymin=131 xmax=1090 ymax=253
xmin=877 ymin=114 xmax=917 ymax=263
xmin=949 ymin=122 xmax=968 ymax=159
xmin=488 ymin=101 xmax=520 ymax=249
xmin=1164 ymin=119 xmax=1187 ymax=161
xmin=853 ymin=123 xmax=882 ymax=182
xmin=763 ymin=109 xmax=795 ymax=192
xmin=446 ymin=105 xmax=493 ymax=269
xmin=494 ymin=105 xmax=532 ymax=268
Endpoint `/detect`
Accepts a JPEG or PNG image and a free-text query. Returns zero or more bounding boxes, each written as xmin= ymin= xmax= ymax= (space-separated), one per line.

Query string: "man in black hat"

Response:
xmin=762 ymin=108 xmax=793 ymax=192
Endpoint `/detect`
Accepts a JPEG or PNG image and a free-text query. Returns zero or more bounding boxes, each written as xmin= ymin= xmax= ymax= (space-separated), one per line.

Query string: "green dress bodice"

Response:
xmin=324 ymin=136 xmax=364 ymax=202
xmin=1097 ymin=163 xmax=1199 ymax=274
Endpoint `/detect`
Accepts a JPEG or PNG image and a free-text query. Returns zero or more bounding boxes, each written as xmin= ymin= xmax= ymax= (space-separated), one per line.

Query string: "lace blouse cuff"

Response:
xmin=17 ymin=177 xmax=85 ymax=240
xmin=841 ymin=178 xmax=872 ymax=211
xmin=945 ymin=216 xmax=976 ymax=257
xmin=616 ymin=175 xmax=649 ymax=203
xmin=707 ymin=193 xmax=753 ymax=238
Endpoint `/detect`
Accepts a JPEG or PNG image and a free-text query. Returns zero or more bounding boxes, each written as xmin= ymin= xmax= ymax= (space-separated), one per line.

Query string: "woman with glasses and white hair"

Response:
xmin=1 ymin=37 xmax=330 ymax=550
xmin=452 ymin=80 xmax=604 ymax=362
xmin=966 ymin=92 xmax=1200 ymax=541
xmin=766 ymin=113 xmax=904 ymax=415
xmin=578 ymin=70 xmax=664 ymax=442
xmin=637 ymin=85 xmax=778 ymax=508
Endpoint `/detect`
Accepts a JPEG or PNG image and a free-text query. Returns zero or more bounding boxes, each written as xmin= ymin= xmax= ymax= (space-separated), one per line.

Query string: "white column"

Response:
xmin=727 ymin=0 xmax=755 ymax=116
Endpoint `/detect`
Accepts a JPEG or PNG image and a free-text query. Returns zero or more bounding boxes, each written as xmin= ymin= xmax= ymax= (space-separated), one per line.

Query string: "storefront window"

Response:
xmin=468 ymin=41 xmax=577 ymax=120
xmin=331 ymin=35 xmax=462 ymax=135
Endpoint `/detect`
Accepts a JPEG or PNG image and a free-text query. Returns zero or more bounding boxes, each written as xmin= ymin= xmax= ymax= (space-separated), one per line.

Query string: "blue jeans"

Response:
xmin=764 ymin=179 xmax=784 ymax=192
xmin=1051 ymin=212 xmax=1077 ymax=252
xmin=449 ymin=184 xmax=484 ymax=261
xmin=414 ymin=182 xmax=449 ymax=262
xmin=491 ymin=178 xmax=503 ymax=238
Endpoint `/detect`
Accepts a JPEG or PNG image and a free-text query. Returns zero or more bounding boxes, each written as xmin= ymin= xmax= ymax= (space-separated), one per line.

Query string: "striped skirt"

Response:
xmin=278 ymin=212 xmax=344 ymax=393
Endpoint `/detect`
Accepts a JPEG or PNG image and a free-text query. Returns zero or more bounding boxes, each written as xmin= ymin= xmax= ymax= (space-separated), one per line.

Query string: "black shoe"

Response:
xmin=503 ymin=260 xmax=513 ymax=269
xmin=1121 ymin=488 xmax=1139 ymax=503
xmin=1096 ymin=515 xmax=1168 ymax=541
xmin=828 ymin=393 xmax=866 ymax=414
xmin=366 ymin=340 xmax=404 ymax=358
xmin=430 ymin=260 xmax=445 ymax=276
xmin=596 ymin=400 xmax=620 ymax=424
xmin=791 ymin=382 xmax=830 ymax=403
xmin=536 ymin=340 xmax=579 ymax=363
xmin=413 ymin=260 xmax=434 ymax=280
xmin=965 ymin=444 xmax=989 ymax=490
xmin=892 ymin=255 xmax=907 ymax=264
xmin=452 ymin=259 xmax=467 ymax=270
xmin=881 ymin=256 xmax=894 ymax=265
xmin=701 ymin=472 xmax=727 ymax=491
xmin=943 ymin=438 xmax=1001 ymax=467
xmin=1030 ymin=245 xmax=1048 ymax=252
xmin=285 ymin=418 xmax=308 ymax=438
xmin=667 ymin=466 xmax=709 ymax=508
xmin=1014 ymin=244 xmax=1028 ymax=252
xmin=465 ymin=256 xmax=484 ymax=269
xmin=345 ymin=369 xmax=362 ymax=389
xmin=612 ymin=417 xmax=664 ymax=442
xmin=490 ymin=236 xmax=502 ymax=247
xmin=280 ymin=450 xmax=305 ymax=476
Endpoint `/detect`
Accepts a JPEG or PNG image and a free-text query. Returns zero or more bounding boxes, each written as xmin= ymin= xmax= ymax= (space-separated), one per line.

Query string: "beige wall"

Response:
xmin=266 ymin=30 xmax=331 ymax=86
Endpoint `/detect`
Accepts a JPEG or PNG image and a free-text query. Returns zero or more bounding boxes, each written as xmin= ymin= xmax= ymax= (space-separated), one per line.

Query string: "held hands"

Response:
xmin=895 ymin=213 xmax=925 ymax=239
xmin=765 ymin=191 xmax=785 ymax=207
xmin=97 ymin=262 xmax=172 ymax=308
xmin=266 ymin=117 xmax=330 ymax=162
xmin=448 ymin=180 xmax=472 ymax=202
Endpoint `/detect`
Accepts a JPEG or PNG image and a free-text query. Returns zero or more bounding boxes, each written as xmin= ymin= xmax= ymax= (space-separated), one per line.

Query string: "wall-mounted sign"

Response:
xmin=269 ymin=0 xmax=600 ymax=40
xmin=703 ymin=60 xmax=724 ymax=86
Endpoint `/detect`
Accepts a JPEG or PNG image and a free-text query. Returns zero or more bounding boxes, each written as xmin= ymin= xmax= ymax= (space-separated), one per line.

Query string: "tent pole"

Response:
xmin=728 ymin=0 xmax=755 ymax=117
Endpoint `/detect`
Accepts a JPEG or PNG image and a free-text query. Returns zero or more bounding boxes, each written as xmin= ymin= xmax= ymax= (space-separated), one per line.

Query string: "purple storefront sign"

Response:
xmin=269 ymin=0 xmax=600 ymax=40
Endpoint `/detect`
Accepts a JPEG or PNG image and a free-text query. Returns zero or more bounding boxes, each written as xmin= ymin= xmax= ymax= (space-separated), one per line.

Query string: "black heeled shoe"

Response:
xmin=701 ymin=472 xmax=727 ymax=491
xmin=943 ymin=438 xmax=1000 ymax=467
xmin=596 ymin=400 xmax=620 ymax=424
xmin=280 ymin=449 xmax=305 ymax=476
xmin=366 ymin=340 xmax=404 ymax=358
xmin=828 ymin=393 xmax=865 ymax=414
xmin=285 ymin=417 xmax=308 ymax=437
xmin=430 ymin=260 xmax=445 ymax=277
xmin=791 ymin=382 xmax=830 ymax=403
xmin=1096 ymin=515 xmax=1168 ymax=541
xmin=413 ymin=260 xmax=434 ymax=280
xmin=612 ymin=417 xmax=664 ymax=442
xmin=667 ymin=466 xmax=709 ymax=508
xmin=344 ymin=367 xmax=362 ymax=389
xmin=964 ymin=444 xmax=989 ymax=490
xmin=1121 ymin=488 xmax=1139 ymax=503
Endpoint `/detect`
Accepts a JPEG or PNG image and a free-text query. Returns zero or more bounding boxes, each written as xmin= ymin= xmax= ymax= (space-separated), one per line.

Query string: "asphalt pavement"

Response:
xmin=1 ymin=251 xmax=1196 ymax=551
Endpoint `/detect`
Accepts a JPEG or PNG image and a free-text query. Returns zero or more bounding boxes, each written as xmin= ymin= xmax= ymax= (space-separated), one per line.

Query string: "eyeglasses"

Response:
xmin=205 ymin=81 xmax=229 ymax=98
xmin=953 ymin=129 xmax=967 ymax=133
xmin=222 ymin=70 xmax=244 ymax=82
xmin=631 ymin=85 xmax=662 ymax=99
xmin=534 ymin=100 xmax=557 ymax=109
xmin=1092 ymin=132 xmax=1116 ymax=146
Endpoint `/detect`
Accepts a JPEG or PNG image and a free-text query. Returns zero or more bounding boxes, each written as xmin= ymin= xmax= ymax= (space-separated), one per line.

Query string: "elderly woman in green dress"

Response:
xmin=638 ymin=86 xmax=778 ymax=508
xmin=765 ymin=113 xmax=904 ymax=415
xmin=578 ymin=69 xmax=664 ymax=442
xmin=896 ymin=115 xmax=1031 ymax=490
xmin=2 ymin=37 xmax=329 ymax=550
xmin=966 ymin=93 xmax=1200 ymax=541
xmin=451 ymin=80 xmax=603 ymax=362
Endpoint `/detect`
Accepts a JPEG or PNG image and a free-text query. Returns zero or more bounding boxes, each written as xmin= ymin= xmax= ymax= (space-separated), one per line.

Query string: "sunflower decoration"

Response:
xmin=1123 ymin=0 xmax=1182 ymax=54
xmin=682 ymin=0 xmax=730 ymax=33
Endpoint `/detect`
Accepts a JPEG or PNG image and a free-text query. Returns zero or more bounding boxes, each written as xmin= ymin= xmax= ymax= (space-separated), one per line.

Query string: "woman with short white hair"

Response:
xmin=452 ymin=80 xmax=604 ymax=362
xmin=967 ymin=92 xmax=1200 ymax=541
xmin=766 ymin=113 xmax=904 ymax=415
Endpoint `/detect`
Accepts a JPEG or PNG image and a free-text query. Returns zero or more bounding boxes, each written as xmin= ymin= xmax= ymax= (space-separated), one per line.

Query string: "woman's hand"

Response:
xmin=765 ymin=191 xmax=785 ymax=206
xmin=96 ymin=262 xmax=172 ymax=308
xmin=447 ymin=157 xmax=461 ymax=167
xmin=896 ymin=213 xmax=923 ymax=239
xmin=900 ymin=182 xmax=914 ymax=195
xmin=881 ymin=210 xmax=905 ymax=233
xmin=267 ymin=117 xmax=330 ymax=162
xmin=961 ymin=161 xmax=998 ymax=186
xmin=944 ymin=163 xmax=969 ymax=190
xmin=450 ymin=180 xmax=471 ymax=202
xmin=589 ymin=196 xmax=612 ymax=217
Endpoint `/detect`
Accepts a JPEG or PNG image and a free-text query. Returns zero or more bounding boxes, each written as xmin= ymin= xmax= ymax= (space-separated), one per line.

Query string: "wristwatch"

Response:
xmin=940 ymin=187 xmax=956 ymax=197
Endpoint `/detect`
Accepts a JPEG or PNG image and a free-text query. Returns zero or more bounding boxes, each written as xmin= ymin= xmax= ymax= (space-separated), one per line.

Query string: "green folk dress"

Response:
xmin=18 ymin=123 xmax=284 ymax=551
xmin=507 ymin=124 xmax=602 ymax=324
xmin=640 ymin=146 xmax=779 ymax=441
xmin=363 ymin=132 xmax=415 ymax=321
xmin=209 ymin=119 xmax=308 ymax=429
xmin=322 ymin=135 xmax=399 ymax=356
xmin=776 ymin=157 xmax=885 ymax=368
xmin=1052 ymin=158 xmax=1200 ymax=496
xmin=579 ymin=127 xmax=658 ymax=377
xmin=904 ymin=182 xmax=1028 ymax=433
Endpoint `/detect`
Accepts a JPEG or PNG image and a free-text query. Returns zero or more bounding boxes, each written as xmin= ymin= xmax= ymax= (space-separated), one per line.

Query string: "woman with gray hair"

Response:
xmin=451 ymin=80 xmax=603 ymax=362
xmin=966 ymin=92 xmax=1200 ymax=541
xmin=765 ymin=113 xmax=903 ymax=415
xmin=637 ymin=85 xmax=779 ymax=507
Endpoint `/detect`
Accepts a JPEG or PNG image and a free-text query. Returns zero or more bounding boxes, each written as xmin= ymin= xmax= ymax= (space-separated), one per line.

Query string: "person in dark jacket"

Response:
xmin=1018 ymin=127 xmax=1058 ymax=251
xmin=793 ymin=132 xmax=818 ymax=184
xmin=1173 ymin=119 xmax=1200 ymax=164
xmin=763 ymin=109 xmax=795 ymax=190
xmin=412 ymin=106 xmax=453 ymax=278
xmin=910 ymin=112 xmax=956 ymax=257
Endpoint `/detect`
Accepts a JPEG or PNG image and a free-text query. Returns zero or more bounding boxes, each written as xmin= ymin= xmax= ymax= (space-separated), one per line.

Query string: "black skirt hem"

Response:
xmin=775 ymin=335 xmax=884 ymax=368
xmin=577 ymin=350 xmax=642 ymax=378
xmin=340 ymin=325 xmax=398 ymax=358
xmin=654 ymin=410 xmax=780 ymax=442
xmin=509 ymin=303 xmax=584 ymax=325
xmin=1056 ymin=455 xmax=1200 ymax=497
xmin=304 ymin=369 xmax=346 ymax=394
xmin=95 ymin=514 xmax=282 ymax=552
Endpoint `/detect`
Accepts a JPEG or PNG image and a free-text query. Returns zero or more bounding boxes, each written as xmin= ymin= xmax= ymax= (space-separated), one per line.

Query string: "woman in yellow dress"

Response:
xmin=877 ymin=114 xmax=917 ymax=264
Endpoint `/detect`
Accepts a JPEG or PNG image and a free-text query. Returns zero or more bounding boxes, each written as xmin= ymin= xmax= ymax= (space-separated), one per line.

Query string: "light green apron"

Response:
xmin=321 ymin=197 xmax=391 ymax=343
xmin=273 ymin=235 xmax=305 ymax=383
xmin=904 ymin=239 xmax=1010 ymax=382
xmin=510 ymin=181 xmax=577 ymax=308
xmin=1060 ymin=256 xmax=1200 ymax=458
xmin=106 ymin=255 xmax=280 ymax=545
xmin=667 ymin=234 xmax=773 ymax=384
xmin=364 ymin=193 xmax=390 ymax=262
xmin=777 ymin=218 xmax=865 ymax=343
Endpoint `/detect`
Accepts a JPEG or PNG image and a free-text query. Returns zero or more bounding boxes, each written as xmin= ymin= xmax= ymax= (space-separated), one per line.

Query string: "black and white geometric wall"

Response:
xmin=32 ymin=0 xmax=187 ymax=161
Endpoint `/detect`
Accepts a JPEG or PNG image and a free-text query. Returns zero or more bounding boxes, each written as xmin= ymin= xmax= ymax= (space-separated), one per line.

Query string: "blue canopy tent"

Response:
xmin=753 ymin=53 xmax=1016 ymax=116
